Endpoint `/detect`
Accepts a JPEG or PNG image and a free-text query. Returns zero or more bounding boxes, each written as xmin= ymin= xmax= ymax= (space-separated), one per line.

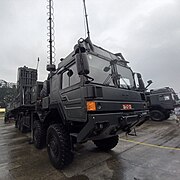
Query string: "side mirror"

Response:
xmin=103 ymin=66 xmax=110 ymax=72
xmin=137 ymin=73 xmax=142 ymax=78
xmin=67 ymin=70 xmax=73 ymax=77
xmin=74 ymin=44 xmax=89 ymax=75
xmin=145 ymin=80 xmax=153 ymax=89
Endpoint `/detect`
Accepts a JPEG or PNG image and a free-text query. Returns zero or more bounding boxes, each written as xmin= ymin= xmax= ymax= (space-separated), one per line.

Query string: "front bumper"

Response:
xmin=76 ymin=110 xmax=149 ymax=143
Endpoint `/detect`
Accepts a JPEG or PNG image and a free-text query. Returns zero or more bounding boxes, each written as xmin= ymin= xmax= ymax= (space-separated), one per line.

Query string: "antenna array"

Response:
xmin=46 ymin=0 xmax=56 ymax=73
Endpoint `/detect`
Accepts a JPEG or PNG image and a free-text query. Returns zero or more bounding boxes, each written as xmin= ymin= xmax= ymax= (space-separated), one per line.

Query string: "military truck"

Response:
xmin=146 ymin=87 xmax=179 ymax=121
xmin=133 ymin=74 xmax=179 ymax=121
xmin=6 ymin=39 xmax=149 ymax=169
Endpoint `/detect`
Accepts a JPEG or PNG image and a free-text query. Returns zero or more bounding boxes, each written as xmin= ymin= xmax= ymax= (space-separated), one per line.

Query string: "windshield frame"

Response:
xmin=86 ymin=51 xmax=135 ymax=89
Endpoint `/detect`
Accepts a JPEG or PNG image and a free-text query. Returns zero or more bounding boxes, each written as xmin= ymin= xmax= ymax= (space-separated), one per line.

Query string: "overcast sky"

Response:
xmin=0 ymin=0 xmax=180 ymax=93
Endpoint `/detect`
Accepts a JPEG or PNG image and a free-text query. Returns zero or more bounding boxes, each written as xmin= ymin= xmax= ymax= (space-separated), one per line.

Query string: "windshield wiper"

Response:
xmin=103 ymin=60 xmax=131 ymax=89
xmin=84 ymin=74 xmax=94 ymax=83
xmin=102 ymin=73 xmax=131 ymax=89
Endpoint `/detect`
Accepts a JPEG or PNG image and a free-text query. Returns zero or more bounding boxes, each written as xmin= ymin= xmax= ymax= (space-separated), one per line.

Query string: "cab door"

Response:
xmin=59 ymin=62 xmax=86 ymax=122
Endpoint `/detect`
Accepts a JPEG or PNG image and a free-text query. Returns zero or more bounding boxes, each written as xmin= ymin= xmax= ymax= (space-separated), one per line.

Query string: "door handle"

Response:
xmin=62 ymin=96 xmax=67 ymax=101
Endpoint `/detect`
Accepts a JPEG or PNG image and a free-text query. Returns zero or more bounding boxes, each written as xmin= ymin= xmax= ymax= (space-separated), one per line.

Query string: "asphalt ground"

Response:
xmin=0 ymin=116 xmax=180 ymax=180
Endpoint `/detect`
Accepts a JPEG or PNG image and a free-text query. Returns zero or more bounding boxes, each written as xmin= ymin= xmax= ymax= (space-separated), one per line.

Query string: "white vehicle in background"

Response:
xmin=175 ymin=107 xmax=180 ymax=116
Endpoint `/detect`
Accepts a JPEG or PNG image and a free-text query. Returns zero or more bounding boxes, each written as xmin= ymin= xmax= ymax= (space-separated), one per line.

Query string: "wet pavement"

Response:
xmin=0 ymin=117 xmax=180 ymax=180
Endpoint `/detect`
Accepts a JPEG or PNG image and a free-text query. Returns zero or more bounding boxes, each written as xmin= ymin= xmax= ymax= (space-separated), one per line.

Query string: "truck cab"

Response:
xmin=46 ymin=39 xmax=149 ymax=142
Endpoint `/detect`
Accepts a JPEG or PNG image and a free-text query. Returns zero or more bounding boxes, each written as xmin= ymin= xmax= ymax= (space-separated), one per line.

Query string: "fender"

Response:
xmin=43 ymin=104 xmax=66 ymax=125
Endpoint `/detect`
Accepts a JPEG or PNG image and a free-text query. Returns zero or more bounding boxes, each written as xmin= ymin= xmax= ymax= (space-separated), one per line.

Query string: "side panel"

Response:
xmin=60 ymin=85 xmax=86 ymax=122
xmin=50 ymin=74 xmax=66 ymax=121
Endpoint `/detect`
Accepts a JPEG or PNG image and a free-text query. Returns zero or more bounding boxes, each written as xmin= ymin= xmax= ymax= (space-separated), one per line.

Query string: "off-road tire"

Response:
xmin=47 ymin=124 xmax=74 ymax=169
xmin=17 ymin=119 xmax=21 ymax=131
xmin=150 ymin=110 xmax=165 ymax=121
xmin=93 ymin=135 xmax=119 ymax=151
xmin=20 ymin=120 xmax=26 ymax=133
xmin=33 ymin=120 xmax=46 ymax=149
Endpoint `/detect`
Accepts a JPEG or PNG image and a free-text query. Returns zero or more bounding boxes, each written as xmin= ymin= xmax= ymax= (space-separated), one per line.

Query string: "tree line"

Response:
xmin=0 ymin=86 xmax=17 ymax=108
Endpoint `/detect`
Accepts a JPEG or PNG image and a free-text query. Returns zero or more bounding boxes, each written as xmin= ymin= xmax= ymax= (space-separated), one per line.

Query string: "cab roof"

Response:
xmin=57 ymin=39 xmax=129 ymax=70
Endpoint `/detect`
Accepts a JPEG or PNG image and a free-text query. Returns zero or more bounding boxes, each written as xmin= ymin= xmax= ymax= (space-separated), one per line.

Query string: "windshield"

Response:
xmin=88 ymin=54 xmax=134 ymax=89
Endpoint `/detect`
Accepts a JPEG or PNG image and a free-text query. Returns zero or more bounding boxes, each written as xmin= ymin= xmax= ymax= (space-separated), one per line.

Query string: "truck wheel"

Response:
xmin=17 ymin=115 xmax=22 ymax=131
xmin=20 ymin=121 xmax=26 ymax=133
xmin=150 ymin=110 xmax=165 ymax=121
xmin=17 ymin=120 xmax=21 ymax=131
xmin=47 ymin=124 xmax=74 ymax=169
xmin=93 ymin=135 xmax=119 ymax=151
xmin=33 ymin=120 xmax=46 ymax=149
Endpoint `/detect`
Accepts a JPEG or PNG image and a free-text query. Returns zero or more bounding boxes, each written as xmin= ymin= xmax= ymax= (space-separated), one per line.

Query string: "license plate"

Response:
xmin=122 ymin=104 xmax=132 ymax=110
